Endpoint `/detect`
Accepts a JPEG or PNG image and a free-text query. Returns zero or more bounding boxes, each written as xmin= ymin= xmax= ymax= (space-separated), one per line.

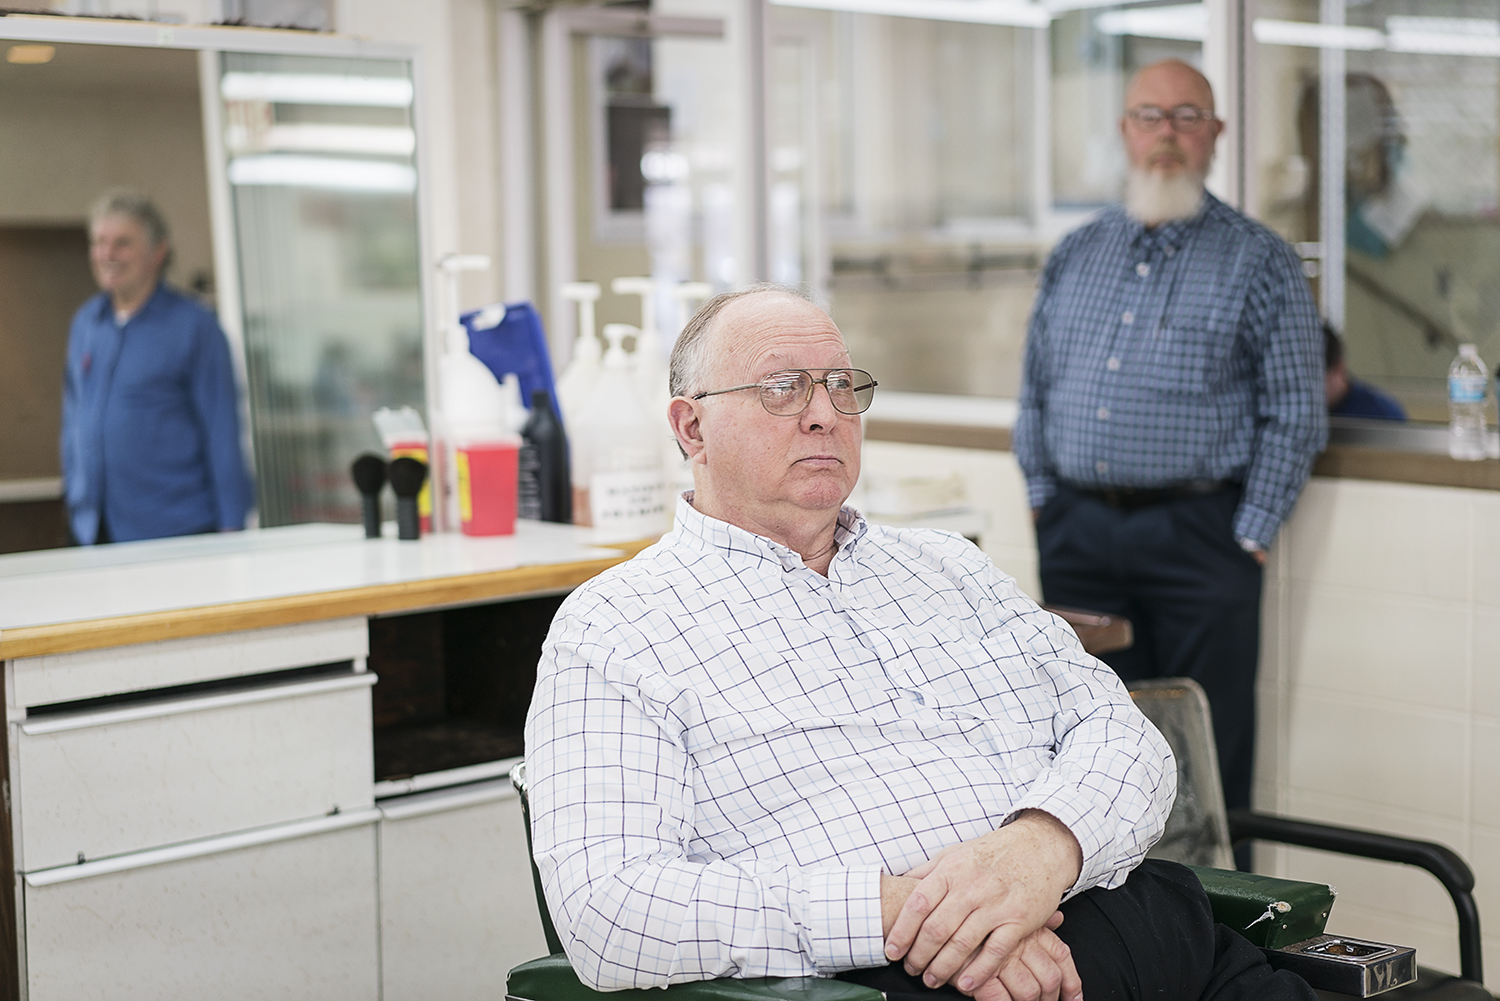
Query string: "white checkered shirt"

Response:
xmin=525 ymin=494 xmax=1175 ymax=990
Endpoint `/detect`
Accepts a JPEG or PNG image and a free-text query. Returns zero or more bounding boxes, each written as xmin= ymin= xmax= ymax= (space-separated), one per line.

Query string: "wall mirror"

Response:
xmin=0 ymin=19 xmax=427 ymax=551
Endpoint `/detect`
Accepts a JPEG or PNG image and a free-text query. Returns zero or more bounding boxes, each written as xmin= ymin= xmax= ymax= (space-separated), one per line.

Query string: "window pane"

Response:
xmin=1252 ymin=0 xmax=1500 ymax=422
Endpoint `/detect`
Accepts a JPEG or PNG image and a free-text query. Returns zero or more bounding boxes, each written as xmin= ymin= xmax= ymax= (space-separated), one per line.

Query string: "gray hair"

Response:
xmin=668 ymin=282 xmax=824 ymax=398
xmin=89 ymin=189 xmax=170 ymax=248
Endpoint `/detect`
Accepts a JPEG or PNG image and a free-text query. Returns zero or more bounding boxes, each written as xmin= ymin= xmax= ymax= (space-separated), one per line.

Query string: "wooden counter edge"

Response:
xmin=0 ymin=553 xmax=631 ymax=660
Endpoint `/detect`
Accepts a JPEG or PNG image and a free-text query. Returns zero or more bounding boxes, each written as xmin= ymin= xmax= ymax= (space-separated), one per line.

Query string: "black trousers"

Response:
xmin=837 ymin=860 xmax=1313 ymax=1001
xmin=1034 ymin=484 xmax=1262 ymax=822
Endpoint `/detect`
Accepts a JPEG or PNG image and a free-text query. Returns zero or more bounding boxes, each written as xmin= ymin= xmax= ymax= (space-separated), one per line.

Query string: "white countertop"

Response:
xmin=0 ymin=521 xmax=623 ymax=634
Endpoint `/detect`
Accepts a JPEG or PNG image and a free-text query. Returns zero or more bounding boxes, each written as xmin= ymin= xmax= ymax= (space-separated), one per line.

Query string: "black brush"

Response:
xmin=351 ymin=453 xmax=387 ymax=539
xmin=387 ymin=456 xmax=428 ymax=541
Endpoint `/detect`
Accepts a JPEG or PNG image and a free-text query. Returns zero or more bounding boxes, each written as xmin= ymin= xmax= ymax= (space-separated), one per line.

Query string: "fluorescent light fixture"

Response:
xmin=237 ymin=124 xmax=418 ymax=156
xmin=227 ymin=155 xmax=417 ymax=193
xmin=6 ymin=44 xmax=56 ymax=65
xmin=769 ymin=0 xmax=1049 ymax=28
xmin=220 ymin=72 xmax=413 ymax=108
xmin=1095 ymin=4 xmax=1206 ymax=41
xmin=1044 ymin=0 xmax=1130 ymax=12
xmin=1387 ymin=16 xmax=1500 ymax=56
xmin=1251 ymin=18 xmax=1385 ymax=51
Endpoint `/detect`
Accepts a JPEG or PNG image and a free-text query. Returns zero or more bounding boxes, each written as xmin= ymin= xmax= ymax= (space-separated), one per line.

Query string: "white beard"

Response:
xmin=1124 ymin=166 xmax=1206 ymax=226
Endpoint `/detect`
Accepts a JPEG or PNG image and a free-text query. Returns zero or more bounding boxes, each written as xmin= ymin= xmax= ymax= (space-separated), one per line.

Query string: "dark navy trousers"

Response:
xmin=838 ymin=860 xmax=1313 ymax=1001
xmin=1035 ymin=483 xmax=1263 ymax=820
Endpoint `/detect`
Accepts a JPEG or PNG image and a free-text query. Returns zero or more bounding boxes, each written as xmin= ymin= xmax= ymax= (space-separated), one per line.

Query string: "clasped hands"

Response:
xmin=879 ymin=810 xmax=1085 ymax=1001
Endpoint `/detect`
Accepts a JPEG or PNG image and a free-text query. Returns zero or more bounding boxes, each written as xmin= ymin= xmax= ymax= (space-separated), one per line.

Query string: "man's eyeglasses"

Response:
xmin=691 ymin=368 xmax=878 ymax=417
xmin=1126 ymin=104 xmax=1216 ymax=134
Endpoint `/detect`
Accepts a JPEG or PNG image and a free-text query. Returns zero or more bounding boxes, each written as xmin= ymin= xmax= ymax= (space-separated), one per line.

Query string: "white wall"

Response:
xmin=1259 ymin=477 xmax=1500 ymax=989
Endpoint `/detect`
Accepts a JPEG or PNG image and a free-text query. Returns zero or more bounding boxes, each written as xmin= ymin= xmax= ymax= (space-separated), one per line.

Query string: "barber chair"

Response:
xmin=505 ymin=744 xmax=1483 ymax=1001
xmin=1129 ymin=679 xmax=1493 ymax=1000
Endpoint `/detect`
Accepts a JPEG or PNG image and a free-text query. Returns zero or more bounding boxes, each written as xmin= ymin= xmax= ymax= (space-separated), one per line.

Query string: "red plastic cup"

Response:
xmin=456 ymin=438 xmax=519 ymax=536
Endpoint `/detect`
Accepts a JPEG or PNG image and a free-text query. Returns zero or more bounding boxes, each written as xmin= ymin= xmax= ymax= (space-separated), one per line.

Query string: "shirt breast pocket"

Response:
xmin=1134 ymin=317 xmax=1236 ymax=396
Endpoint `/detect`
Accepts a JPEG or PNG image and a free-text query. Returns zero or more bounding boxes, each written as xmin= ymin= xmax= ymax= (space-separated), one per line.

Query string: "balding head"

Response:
xmin=1125 ymin=59 xmax=1215 ymax=116
xmin=669 ymin=283 xmax=824 ymax=399
xmin=665 ymin=284 xmax=861 ymax=567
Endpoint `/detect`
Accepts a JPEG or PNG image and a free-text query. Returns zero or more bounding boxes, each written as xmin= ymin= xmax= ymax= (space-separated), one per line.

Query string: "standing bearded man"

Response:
xmin=1014 ymin=60 xmax=1325 ymax=840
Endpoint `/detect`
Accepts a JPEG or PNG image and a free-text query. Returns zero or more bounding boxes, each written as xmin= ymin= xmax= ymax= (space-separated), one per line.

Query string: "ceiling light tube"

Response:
xmin=1095 ymin=4 xmax=1207 ymax=41
xmin=769 ymin=0 xmax=1049 ymax=28
xmin=1251 ymin=19 xmax=1386 ymax=51
xmin=220 ymin=72 xmax=413 ymax=108
xmin=227 ymin=155 xmax=417 ymax=193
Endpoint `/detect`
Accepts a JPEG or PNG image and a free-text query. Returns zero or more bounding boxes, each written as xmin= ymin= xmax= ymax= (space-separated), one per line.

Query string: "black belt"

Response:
xmin=1066 ymin=479 xmax=1235 ymax=511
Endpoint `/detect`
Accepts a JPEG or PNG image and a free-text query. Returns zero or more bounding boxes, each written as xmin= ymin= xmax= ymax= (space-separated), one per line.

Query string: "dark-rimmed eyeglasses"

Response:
xmin=1126 ymin=104 xmax=1216 ymax=134
xmin=691 ymin=368 xmax=878 ymax=416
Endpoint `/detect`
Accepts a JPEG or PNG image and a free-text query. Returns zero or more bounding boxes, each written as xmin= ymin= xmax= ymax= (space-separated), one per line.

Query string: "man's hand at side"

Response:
xmin=881 ymin=810 xmax=1083 ymax=997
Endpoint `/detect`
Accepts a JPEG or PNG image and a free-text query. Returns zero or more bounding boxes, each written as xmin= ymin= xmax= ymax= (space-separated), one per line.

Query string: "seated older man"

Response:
xmin=524 ymin=285 xmax=1314 ymax=1001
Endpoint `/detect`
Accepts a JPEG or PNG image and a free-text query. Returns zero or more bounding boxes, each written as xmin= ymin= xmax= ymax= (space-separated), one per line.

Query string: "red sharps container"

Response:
xmin=456 ymin=435 xmax=520 ymax=536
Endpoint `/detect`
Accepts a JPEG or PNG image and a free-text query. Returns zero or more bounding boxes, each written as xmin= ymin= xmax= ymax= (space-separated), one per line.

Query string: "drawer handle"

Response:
xmin=19 ymin=672 xmax=377 ymax=736
xmin=23 ymin=808 xmax=381 ymax=887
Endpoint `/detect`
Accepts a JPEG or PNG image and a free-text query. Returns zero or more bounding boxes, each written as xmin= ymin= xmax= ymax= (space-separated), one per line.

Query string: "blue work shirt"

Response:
xmin=1333 ymin=378 xmax=1406 ymax=421
xmin=1015 ymin=193 xmax=1327 ymax=548
xmin=61 ymin=284 xmax=254 ymax=544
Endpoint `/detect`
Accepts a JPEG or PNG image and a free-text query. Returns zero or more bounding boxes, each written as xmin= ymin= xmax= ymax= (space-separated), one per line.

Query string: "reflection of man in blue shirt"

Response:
xmin=61 ymin=192 xmax=253 ymax=545
xmin=1324 ymin=323 xmax=1406 ymax=421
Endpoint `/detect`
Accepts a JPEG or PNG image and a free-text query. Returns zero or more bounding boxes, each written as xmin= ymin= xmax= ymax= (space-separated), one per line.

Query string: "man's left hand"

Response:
xmin=883 ymin=810 xmax=1083 ymax=995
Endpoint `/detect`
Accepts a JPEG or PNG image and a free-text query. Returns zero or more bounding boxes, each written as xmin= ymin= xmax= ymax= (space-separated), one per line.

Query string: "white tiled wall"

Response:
xmin=1262 ymin=477 xmax=1500 ymax=990
xmin=862 ymin=443 xmax=1500 ymax=991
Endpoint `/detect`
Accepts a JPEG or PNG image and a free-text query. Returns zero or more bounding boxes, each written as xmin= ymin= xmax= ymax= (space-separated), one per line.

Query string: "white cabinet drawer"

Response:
xmin=378 ymin=779 xmax=548 ymax=1001
xmin=15 ymin=671 xmax=375 ymax=871
xmin=9 ymin=617 xmax=369 ymax=708
xmin=24 ymin=812 xmax=380 ymax=1001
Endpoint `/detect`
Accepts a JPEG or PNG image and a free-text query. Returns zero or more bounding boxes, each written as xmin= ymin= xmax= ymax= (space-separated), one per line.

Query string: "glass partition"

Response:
xmin=772 ymin=3 xmax=1203 ymax=399
xmin=218 ymin=51 xmax=425 ymax=525
xmin=567 ymin=19 xmax=740 ymax=337
xmin=1250 ymin=0 xmax=1500 ymax=422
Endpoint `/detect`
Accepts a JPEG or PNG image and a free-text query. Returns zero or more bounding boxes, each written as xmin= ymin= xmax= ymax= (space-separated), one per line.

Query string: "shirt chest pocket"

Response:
xmin=1132 ymin=312 xmax=1238 ymax=396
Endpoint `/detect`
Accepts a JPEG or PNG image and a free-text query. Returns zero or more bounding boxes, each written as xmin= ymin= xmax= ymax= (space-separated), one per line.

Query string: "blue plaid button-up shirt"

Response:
xmin=1014 ymin=193 xmax=1326 ymax=548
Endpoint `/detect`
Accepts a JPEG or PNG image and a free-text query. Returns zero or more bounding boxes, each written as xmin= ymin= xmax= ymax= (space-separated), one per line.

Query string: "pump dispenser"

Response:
xmin=556 ymin=282 xmax=602 ymax=429
xmin=569 ymin=322 xmax=667 ymax=541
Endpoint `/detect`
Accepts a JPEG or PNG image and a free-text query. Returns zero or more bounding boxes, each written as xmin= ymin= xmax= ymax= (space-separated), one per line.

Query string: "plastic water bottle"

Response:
xmin=1448 ymin=343 xmax=1491 ymax=461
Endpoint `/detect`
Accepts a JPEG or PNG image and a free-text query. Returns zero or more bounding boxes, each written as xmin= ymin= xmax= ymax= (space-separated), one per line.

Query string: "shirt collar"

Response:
xmin=97 ymin=282 xmax=167 ymax=328
xmin=667 ymin=491 xmax=869 ymax=573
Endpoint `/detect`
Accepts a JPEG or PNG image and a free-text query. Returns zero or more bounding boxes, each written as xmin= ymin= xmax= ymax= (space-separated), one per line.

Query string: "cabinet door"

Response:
xmin=378 ymin=780 xmax=549 ymax=1000
xmin=16 ymin=671 xmax=375 ymax=871
xmin=24 ymin=814 xmax=380 ymax=1001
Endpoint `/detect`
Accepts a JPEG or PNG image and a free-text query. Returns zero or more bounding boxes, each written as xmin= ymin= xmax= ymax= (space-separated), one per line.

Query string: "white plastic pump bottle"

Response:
xmin=569 ymin=323 xmax=667 ymax=540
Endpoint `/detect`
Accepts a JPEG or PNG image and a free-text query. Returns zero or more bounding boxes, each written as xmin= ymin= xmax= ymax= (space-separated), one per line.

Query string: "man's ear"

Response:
xmin=668 ymin=397 xmax=706 ymax=460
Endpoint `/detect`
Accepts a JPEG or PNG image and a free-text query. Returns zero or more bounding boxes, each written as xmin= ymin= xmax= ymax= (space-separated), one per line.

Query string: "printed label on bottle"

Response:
xmin=456 ymin=450 xmax=473 ymax=523
xmin=1450 ymin=373 xmax=1487 ymax=403
xmin=589 ymin=468 xmax=666 ymax=540
xmin=517 ymin=442 xmax=541 ymax=520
